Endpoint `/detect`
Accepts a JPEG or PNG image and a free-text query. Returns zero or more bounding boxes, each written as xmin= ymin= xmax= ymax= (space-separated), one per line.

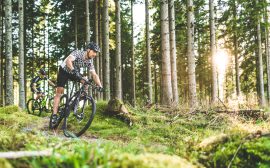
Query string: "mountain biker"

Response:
xmin=30 ymin=68 xmax=56 ymax=100
xmin=51 ymin=42 xmax=103 ymax=125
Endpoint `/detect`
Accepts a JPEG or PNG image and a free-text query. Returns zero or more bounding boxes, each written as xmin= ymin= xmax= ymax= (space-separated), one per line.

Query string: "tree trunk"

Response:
xmin=145 ymin=0 xmax=153 ymax=104
xmin=264 ymin=0 xmax=270 ymax=104
xmin=0 ymin=2 xmax=3 ymax=106
xmin=86 ymin=0 xmax=90 ymax=44
xmin=19 ymin=0 xmax=25 ymax=109
xmin=23 ymin=0 xmax=26 ymax=103
xmin=74 ymin=1 xmax=78 ymax=49
xmin=154 ymin=63 xmax=158 ymax=104
xmin=209 ymin=0 xmax=217 ymax=104
xmin=187 ymin=0 xmax=197 ymax=109
xmin=95 ymin=0 xmax=100 ymax=100
xmin=256 ymin=0 xmax=266 ymax=107
xmin=5 ymin=0 xmax=14 ymax=105
xmin=161 ymin=0 xmax=173 ymax=106
xmin=31 ymin=7 xmax=34 ymax=99
xmin=169 ymin=0 xmax=179 ymax=106
xmin=85 ymin=0 xmax=92 ymax=97
xmin=115 ymin=0 xmax=122 ymax=100
xmin=131 ymin=0 xmax=136 ymax=106
xmin=233 ymin=0 xmax=240 ymax=97
xmin=98 ymin=1 xmax=103 ymax=100
xmin=103 ymin=0 xmax=110 ymax=100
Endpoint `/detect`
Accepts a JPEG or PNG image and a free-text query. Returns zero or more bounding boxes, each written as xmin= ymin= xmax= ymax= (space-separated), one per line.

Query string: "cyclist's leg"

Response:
xmin=30 ymin=87 xmax=36 ymax=99
xmin=52 ymin=67 xmax=69 ymax=115
xmin=53 ymin=87 xmax=64 ymax=114
xmin=36 ymin=89 xmax=42 ymax=100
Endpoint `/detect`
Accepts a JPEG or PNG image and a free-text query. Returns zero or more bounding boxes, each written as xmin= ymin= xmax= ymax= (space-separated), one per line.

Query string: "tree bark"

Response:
xmin=19 ymin=0 xmax=25 ymax=109
xmin=95 ymin=0 xmax=100 ymax=100
xmin=98 ymin=1 xmax=103 ymax=100
xmin=115 ymin=0 xmax=122 ymax=100
xmin=169 ymin=0 xmax=179 ymax=106
xmin=233 ymin=0 xmax=240 ymax=96
xmin=86 ymin=0 xmax=90 ymax=44
xmin=5 ymin=0 xmax=14 ymax=105
xmin=209 ymin=0 xmax=217 ymax=104
xmin=131 ymin=0 xmax=136 ymax=106
xmin=0 ymin=2 xmax=3 ymax=106
xmin=256 ymin=0 xmax=266 ymax=107
xmin=74 ymin=1 xmax=78 ymax=49
xmin=154 ymin=63 xmax=158 ymax=104
xmin=264 ymin=0 xmax=270 ymax=104
xmin=161 ymin=0 xmax=173 ymax=106
xmin=145 ymin=0 xmax=153 ymax=104
xmin=103 ymin=0 xmax=110 ymax=100
xmin=85 ymin=0 xmax=92 ymax=97
xmin=187 ymin=0 xmax=197 ymax=109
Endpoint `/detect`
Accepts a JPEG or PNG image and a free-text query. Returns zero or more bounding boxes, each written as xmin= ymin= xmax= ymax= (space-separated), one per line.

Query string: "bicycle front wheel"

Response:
xmin=26 ymin=99 xmax=41 ymax=116
xmin=49 ymin=94 xmax=68 ymax=129
xmin=66 ymin=96 xmax=96 ymax=137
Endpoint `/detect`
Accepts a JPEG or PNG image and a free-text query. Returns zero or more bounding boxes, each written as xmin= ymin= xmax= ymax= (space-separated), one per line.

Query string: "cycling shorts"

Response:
xmin=31 ymin=87 xmax=42 ymax=94
xmin=56 ymin=66 xmax=81 ymax=87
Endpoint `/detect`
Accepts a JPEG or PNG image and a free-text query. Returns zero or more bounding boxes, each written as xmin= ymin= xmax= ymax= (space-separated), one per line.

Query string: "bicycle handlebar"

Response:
xmin=82 ymin=79 xmax=104 ymax=92
xmin=82 ymin=78 xmax=94 ymax=85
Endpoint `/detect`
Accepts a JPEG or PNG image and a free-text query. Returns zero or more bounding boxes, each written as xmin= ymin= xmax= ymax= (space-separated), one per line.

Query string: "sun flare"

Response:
xmin=214 ymin=49 xmax=230 ymax=100
xmin=214 ymin=49 xmax=229 ymax=73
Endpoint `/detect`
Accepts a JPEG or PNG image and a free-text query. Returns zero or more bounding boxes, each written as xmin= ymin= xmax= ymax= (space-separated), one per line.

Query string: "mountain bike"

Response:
xmin=49 ymin=79 xmax=101 ymax=138
xmin=26 ymin=90 xmax=54 ymax=116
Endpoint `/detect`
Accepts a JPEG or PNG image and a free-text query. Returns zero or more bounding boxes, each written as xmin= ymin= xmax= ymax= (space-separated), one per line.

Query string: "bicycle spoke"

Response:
xmin=65 ymin=96 xmax=96 ymax=137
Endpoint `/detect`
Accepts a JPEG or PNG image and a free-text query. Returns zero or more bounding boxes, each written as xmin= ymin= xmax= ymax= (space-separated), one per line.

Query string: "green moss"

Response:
xmin=0 ymin=159 xmax=13 ymax=168
xmin=0 ymin=106 xmax=20 ymax=114
xmin=109 ymin=153 xmax=197 ymax=168
xmin=0 ymin=105 xmax=269 ymax=168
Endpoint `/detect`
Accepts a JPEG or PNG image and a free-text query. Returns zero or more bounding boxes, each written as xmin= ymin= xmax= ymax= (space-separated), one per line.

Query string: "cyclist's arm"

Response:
xmin=32 ymin=83 xmax=39 ymax=92
xmin=90 ymin=70 xmax=102 ymax=87
xmin=48 ymin=79 xmax=56 ymax=87
xmin=65 ymin=55 xmax=76 ymax=71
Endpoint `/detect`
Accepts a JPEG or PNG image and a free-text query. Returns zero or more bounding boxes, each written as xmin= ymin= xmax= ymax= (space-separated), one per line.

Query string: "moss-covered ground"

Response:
xmin=0 ymin=102 xmax=270 ymax=168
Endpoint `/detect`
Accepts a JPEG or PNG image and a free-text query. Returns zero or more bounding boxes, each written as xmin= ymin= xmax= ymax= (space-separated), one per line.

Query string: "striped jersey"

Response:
xmin=60 ymin=50 xmax=95 ymax=73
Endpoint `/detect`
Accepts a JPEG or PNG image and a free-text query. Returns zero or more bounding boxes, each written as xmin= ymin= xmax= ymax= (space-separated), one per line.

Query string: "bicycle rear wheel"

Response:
xmin=65 ymin=96 xmax=96 ymax=137
xmin=49 ymin=94 xmax=68 ymax=129
xmin=26 ymin=98 xmax=41 ymax=116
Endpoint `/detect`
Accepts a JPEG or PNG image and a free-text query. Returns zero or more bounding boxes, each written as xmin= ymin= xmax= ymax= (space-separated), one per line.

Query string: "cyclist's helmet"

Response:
xmin=86 ymin=42 xmax=100 ymax=52
xmin=39 ymin=68 xmax=46 ymax=75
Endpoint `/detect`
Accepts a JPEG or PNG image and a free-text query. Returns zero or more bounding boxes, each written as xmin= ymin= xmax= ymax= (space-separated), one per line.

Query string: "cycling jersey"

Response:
xmin=60 ymin=50 xmax=95 ymax=74
xmin=30 ymin=76 xmax=48 ymax=93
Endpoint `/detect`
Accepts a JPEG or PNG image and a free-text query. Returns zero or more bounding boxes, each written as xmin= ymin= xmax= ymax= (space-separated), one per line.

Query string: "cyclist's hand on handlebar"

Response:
xmin=96 ymin=86 xmax=104 ymax=92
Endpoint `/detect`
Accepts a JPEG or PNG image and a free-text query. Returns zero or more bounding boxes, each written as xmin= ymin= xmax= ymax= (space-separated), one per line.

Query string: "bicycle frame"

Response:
xmin=49 ymin=78 xmax=100 ymax=137
xmin=62 ymin=80 xmax=97 ymax=131
xmin=38 ymin=90 xmax=54 ymax=110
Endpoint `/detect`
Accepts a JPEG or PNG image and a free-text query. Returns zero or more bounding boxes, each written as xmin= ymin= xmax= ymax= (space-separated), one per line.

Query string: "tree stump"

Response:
xmin=105 ymin=99 xmax=133 ymax=126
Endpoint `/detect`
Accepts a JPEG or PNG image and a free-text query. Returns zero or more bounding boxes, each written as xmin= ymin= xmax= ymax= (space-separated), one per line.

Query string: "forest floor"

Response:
xmin=0 ymin=102 xmax=270 ymax=168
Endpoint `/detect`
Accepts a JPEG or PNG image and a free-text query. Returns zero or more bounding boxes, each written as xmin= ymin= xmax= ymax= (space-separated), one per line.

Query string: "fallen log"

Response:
xmin=198 ymin=133 xmax=229 ymax=149
xmin=217 ymin=109 xmax=265 ymax=119
xmin=198 ymin=130 xmax=270 ymax=152
xmin=196 ymin=109 xmax=266 ymax=120
xmin=0 ymin=149 xmax=53 ymax=159
xmin=216 ymin=109 xmax=263 ymax=113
